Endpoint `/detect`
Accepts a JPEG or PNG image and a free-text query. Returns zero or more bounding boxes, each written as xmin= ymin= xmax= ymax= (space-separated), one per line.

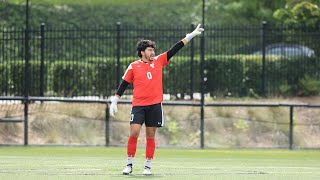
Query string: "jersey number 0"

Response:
xmin=147 ymin=72 xmax=152 ymax=79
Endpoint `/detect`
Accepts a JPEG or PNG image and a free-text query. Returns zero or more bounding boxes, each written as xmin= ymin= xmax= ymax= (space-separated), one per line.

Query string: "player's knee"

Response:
xmin=130 ymin=132 xmax=140 ymax=138
xmin=146 ymin=131 xmax=156 ymax=139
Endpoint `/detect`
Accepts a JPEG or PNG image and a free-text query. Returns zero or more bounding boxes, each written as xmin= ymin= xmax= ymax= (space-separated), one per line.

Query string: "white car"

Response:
xmin=253 ymin=43 xmax=315 ymax=57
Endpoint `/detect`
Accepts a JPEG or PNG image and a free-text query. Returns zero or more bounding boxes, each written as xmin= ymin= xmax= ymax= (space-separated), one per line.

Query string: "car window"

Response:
xmin=268 ymin=48 xmax=284 ymax=55
xmin=285 ymin=48 xmax=301 ymax=56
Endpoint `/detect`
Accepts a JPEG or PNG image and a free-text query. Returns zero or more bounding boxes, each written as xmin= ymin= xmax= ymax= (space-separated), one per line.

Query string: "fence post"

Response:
xmin=40 ymin=23 xmax=45 ymax=97
xmin=116 ymin=22 xmax=121 ymax=88
xmin=261 ymin=21 xmax=267 ymax=96
xmin=200 ymin=0 xmax=205 ymax=149
xmin=190 ymin=24 xmax=195 ymax=100
xmin=105 ymin=103 xmax=110 ymax=147
xmin=24 ymin=0 xmax=30 ymax=146
xmin=200 ymin=37 xmax=205 ymax=149
xmin=289 ymin=106 xmax=294 ymax=150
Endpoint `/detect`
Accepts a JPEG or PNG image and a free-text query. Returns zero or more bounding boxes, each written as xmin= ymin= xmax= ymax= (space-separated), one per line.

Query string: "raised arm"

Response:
xmin=167 ymin=24 xmax=204 ymax=60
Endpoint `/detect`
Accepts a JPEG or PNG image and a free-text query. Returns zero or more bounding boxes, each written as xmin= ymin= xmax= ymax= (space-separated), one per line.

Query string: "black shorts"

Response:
xmin=130 ymin=103 xmax=164 ymax=127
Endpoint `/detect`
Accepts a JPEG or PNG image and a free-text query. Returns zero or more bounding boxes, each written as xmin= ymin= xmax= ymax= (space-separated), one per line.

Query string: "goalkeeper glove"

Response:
xmin=109 ymin=96 xmax=119 ymax=117
xmin=184 ymin=24 xmax=204 ymax=42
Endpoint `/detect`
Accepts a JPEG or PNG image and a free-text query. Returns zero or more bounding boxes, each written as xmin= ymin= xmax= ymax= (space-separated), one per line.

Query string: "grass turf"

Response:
xmin=0 ymin=146 xmax=320 ymax=180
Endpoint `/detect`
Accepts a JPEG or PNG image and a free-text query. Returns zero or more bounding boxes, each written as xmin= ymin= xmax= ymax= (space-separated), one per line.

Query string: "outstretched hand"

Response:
xmin=191 ymin=24 xmax=204 ymax=37
xmin=185 ymin=24 xmax=204 ymax=42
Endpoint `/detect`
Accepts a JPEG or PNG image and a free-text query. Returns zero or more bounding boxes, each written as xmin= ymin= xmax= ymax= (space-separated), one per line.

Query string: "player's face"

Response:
xmin=142 ymin=47 xmax=155 ymax=61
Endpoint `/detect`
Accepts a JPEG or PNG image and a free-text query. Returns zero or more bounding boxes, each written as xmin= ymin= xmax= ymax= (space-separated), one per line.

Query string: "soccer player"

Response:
xmin=109 ymin=24 xmax=204 ymax=175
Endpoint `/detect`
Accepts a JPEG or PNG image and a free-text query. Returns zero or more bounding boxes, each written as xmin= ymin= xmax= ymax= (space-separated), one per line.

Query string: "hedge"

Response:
xmin=0 ymin=55 xmax=319 ymax=97
xmin=204 ymin=55 xmax=320 ymax=97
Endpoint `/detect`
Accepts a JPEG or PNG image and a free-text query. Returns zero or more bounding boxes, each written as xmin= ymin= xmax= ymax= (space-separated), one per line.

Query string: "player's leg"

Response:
xmin=127 ymin=124 xmax=141 ymax=163
xmin=122 ymin=106 xmax=145 ymax=175
xmin=143 ymin=103 xmax=164 ymax=175
xmin=128 ymin=125 xmax=141 ymax=158
xmin=122 ymin=124 xmax=141 ymax=175
xmin=144 ymin=127 xmax=156 ymax=175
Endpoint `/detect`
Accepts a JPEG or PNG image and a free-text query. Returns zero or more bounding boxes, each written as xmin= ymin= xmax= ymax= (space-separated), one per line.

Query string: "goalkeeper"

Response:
xmin=109 ymin=24 xmax=204 ymax=175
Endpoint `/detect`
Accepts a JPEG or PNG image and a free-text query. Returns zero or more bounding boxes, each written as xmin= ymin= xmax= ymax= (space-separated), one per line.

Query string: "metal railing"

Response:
xmin=1 ymin=96 xmax=319 ymax=149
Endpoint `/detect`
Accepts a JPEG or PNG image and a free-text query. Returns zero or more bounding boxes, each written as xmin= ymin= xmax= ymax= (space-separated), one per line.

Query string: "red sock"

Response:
xmin=127 ymin=136 xmax=138 ymax=157
xmin=146 ymin=138 xmax=155 ymax=159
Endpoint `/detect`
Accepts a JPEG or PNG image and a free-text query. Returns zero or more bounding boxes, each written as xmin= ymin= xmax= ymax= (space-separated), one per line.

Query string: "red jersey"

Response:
xmin=122 ymin=52 xmax=169 ymax=106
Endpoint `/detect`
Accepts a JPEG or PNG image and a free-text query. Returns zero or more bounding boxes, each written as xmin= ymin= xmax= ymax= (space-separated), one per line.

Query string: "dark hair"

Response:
xmin=136 ymin=40 xmax=156 ymax=58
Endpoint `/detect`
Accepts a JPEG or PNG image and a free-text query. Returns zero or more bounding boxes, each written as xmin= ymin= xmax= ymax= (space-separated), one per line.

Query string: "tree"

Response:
xmin=193 ymin=0 xmax=286 ymax=25
xmin=273 ymin=0 xmax=320 ymax=27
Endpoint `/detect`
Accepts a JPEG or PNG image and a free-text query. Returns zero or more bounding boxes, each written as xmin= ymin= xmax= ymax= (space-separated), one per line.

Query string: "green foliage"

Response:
xmin=205 ymin=55 xmax=279 ymax=97
xmin=279 ymin=76 xmax=320 ymax=97
xmin=205 ymin=55 xmax=305 ymax=97
xmin=279 ymin=82 xmax=293 ymax=97
xmin=2 ymin=0 xmax=287 ymax=28
xmin=1 ymin=55 xmax=319 ymax=97
xmin=233 ymin=119 xmax=249 ymax=132
xmin=4 ymin=61 xmax=48 ymax=96
xmin=297 ymin=75 xmax=320 ymax=96
xmin=2 ymin=0 xmax=195 ymax=28
xmin=203 ymin=0 xmax=286 ymax=25
xmin=277 ymin=57 xmax=320 ymax=97
xmin=163 ymin=57 xmax=200 ymax=97
xmin=51 ymin=61 xmax=96 ymax=96
xmin=273 ymin=0 xmax=320 ymax=27
xmin=8 ymin=61 xmax=24 ymax=95
xmin=205 ymin=56 xmax=246 ymax=96
xmin=8 ymin=0 xmax=186 ymax=6
xmin=0 ymin=63 xmax=11 ymax=95
xmin=158 ymin=116 xmax=181 ymax=145
xmin=91 ymin=58 xmax=117 ymax=97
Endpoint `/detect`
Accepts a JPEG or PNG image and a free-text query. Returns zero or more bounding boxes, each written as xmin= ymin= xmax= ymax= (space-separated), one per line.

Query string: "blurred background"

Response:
xmin=0 ymin=0 xmax=319 ymax=149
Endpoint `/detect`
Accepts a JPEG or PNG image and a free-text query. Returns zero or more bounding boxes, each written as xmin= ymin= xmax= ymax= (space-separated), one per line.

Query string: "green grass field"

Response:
xmin=0 ymin=146 xmax=320 ymax=180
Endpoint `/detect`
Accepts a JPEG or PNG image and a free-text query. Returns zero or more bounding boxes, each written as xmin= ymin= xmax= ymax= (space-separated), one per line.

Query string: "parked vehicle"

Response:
xmin=253 ymin=43 xmax=315 ymax=57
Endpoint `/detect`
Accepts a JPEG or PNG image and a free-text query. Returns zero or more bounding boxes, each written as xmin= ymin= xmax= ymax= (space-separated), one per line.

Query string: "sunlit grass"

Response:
xmin=0 ymin=146 xmax=320 ymax=180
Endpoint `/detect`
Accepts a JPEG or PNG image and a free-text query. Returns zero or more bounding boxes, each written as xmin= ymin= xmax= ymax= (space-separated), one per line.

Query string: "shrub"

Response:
xmin=297 ymin=75 xmax=320 ymax=96
xmin=0 ymin=63 xmax=11 ymax=95
xmin=6 ymin=60 xmax=47 ymax=96
xmin=1 ymin=55 xmax=319 ymax=97
xmin=90 ymin=57 xmax=117 ymax=97
xmin=51 ymin=61 xmax=96 ymax=96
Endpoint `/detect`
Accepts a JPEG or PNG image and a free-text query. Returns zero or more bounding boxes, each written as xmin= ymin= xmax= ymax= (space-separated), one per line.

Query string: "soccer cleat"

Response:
xmin=122 ymin=164 xmax=133 ymax=175
xmin=143 ymin=166 xmax=152 ymax=175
